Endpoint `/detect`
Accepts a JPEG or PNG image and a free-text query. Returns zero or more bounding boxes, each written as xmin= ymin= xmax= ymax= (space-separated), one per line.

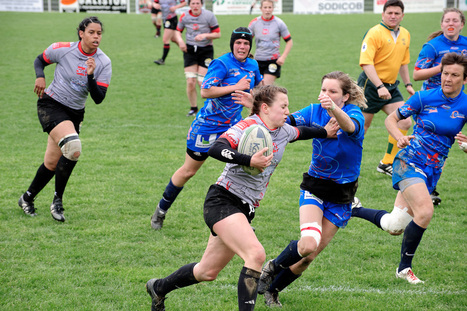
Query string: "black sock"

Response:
xmin=54 ymin=156 xmax=77 ymax=199
xmin=269 ymin=268 xmax=301 ymax=293
xmin=238 ymin=266 xmax=260 ymax=311
xmin=399 ymin=221 xmax=425 ymax=271
xmin=162 ymin=44 xmax=170 ymax=61
xmin=155 ymin=262 xmax=198 ymax=296
xmin=274 ymin=240 xmax=303 ymax=271
xmin=24 ymin=163 xmax=55 ymax=201
xmin=351 ymin=206 xmax=388 ymax=229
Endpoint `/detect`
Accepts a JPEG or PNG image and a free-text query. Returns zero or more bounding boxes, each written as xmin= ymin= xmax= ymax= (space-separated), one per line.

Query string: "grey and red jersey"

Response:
xmin=248 ymin=15 xmax=291 ymax=61
xmin=216 ymin=114 xmax=299 ymax=208
xmin=156 ymin=0 xmax=185 ymax=21
xmin=42 ymin=41 xmax=112 ymax=110
xmin=176 ymin=9 xmax=220 ymax=47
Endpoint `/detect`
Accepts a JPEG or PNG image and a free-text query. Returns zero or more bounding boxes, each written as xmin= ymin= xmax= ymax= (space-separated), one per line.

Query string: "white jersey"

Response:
xmin=248 ymin=15 xmax=291 ymax=61
xmin=43 ymin=41 xmax=112 ymax=110
xmin=216 ymin=114 xmax=299 ymax=207
xmin=177 ymin=9 xmax=219 ymax=47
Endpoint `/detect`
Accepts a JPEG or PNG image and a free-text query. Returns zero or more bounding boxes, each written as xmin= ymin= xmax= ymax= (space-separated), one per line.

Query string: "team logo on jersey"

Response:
xmin=76 ymin=66 xmax=87 ymax=76
xmin=361 ymin=42 xmax=367 ymax=52
xmin=193 ymin=23 xmax=199 ymax=31
xmin=205 ymin=58 xmax=212 ymax=67
xmin=451 ymin=111 xmax=465 ymax=119
xmin=262 ymin=28 xmax=269 ymax=35
xmin=268 ymin=63 xmax=277 ymax=73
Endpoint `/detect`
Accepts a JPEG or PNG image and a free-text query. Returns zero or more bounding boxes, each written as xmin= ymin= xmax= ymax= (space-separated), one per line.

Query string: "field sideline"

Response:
xmin=0 ymin=11 xmax=466 ymax=311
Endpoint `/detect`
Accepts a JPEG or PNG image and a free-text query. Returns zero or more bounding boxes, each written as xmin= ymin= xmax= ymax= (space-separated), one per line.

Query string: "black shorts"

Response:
xmin=164 ymin=16 xmax=178 ymax=30
xmin=257 ymin=60 xmax=282 ymax=78
xmin=183 ymin=44 xmax=214 ymax=68
xmin=37 ymin=94 xmax=84 ymax=134
xmin=151 ymin=7 xmax=161 ymax=14
xmin=186 ymin=147 xmax=209 ymax=161
xmin=204 ymin=184 xmax=255 ymax=236
xmin=357 ymin=71 xmax=404 ymax=114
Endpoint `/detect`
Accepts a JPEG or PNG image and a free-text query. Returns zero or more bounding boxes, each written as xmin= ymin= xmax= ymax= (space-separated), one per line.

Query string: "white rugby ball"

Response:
xmin=238 ymin=124 xmax=273 ymax=175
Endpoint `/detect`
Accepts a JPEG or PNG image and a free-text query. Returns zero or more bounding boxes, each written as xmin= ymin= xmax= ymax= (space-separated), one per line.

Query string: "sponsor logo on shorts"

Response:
xmin=165 ymin=20 xmax=171 ymax=28
xmin=268 ymin=63 xmax=277 ymax=73
xmin=205 ymin=58 xmax=212 ymax=67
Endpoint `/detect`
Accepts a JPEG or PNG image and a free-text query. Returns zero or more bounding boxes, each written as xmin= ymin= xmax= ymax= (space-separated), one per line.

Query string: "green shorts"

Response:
xmin=357 ymin=71 xmax=404 ymax=114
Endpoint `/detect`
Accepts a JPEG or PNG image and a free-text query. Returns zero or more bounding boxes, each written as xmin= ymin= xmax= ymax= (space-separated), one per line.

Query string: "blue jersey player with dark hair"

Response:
xmin=150 ymin=27 xmax=263 ymax=230
xmin=257 ymin=71 xmax=367 ymax=307
xmin=352 ymin=52 xmax=467 ymax=284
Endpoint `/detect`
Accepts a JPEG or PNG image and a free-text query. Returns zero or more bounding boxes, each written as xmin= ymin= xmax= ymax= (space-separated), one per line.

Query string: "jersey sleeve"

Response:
xmin=401 ymin=30 xmax=411 ymax=65
xmin=278 ymin=18 xmax=291 ymax=40
xmin=398 ymin=91 xmax=422 ymax=119
xmin=201 ymin=58 xmax=227 ymax=89
xmin=414 ymin=42 xmax=437 ymax=70
xmin=42 ymin=42 xmax=72 ymax=64
xmin=208 ymin=11 xmax=219 ymax=30
xmin=359 ymin=29 xmax=378 ymax=66
xmin=95 ymin=57 xmax=112 ymax=88
xmin=346 ymin=105 xmax=365 ymax=140
xmin=177 ymin=12 xmax=186 ymax=32
xmin=289 ymin=105 xmax=313 ymax=126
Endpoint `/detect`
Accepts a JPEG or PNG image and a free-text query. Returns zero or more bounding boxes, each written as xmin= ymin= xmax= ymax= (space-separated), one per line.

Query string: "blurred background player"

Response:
xmin=257 ymin=72 xmax=366 ymax=307
xmin=248 ymin=0 xmax=293 ymax=85
xmin=153 ymin=0 xmax=187 ymax=65
xmin=357 ymin=0 xmax=414 ymax=177
xmin=18 ymin=16 xmax=112 ymax=222
xmin=412 ymin=8 xmax=466 ymax=205
xmin=150 ymin=27 xmax=263 ymax=230
xmin=352 ymin=52 xmax=467 ymax=284
xmin=174 ymin=0 xmax=221 ymax=116
xmin=149 ymin=0 xmax=163 ymax=37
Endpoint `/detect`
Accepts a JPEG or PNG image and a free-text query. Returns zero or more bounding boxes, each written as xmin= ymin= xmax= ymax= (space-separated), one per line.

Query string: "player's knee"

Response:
xmin=151 ymin=16 xmax=158 ymax=23
xmin=244 ymin=244 xmax=266 ymax=268
xmin=298 ymin=222 xmax=322 ymax=256
xmin=58 ymin=134 xmax=81 ymax=161
xmin=380 ymin=205 xmax=413 ymax=235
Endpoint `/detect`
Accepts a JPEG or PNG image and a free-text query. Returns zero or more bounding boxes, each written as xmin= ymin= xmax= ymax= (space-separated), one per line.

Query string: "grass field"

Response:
xmin=0 ymin=11 xmax=466 ymax=311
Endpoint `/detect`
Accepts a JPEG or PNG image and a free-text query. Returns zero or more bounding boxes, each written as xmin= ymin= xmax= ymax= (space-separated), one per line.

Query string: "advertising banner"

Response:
xmin=373 ymin=0 xmax=446 ymax=13
xmin=213 ymin=0 xmax=282 ymax=15
xmin=459 ymin=0 xmax=467 ymax=10
xmin=0 ymin=0 xmax=43 ymax=12
xmin=294 ymin=0 xmax=364 ymax=14
xmin=78 ymin=0 xmax=128 ymax=13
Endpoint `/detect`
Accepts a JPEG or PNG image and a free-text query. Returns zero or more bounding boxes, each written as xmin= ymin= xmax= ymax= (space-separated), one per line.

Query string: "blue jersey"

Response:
xmin=192 ymin=53 xmax=262 ymax=135
xmin=397 ymin=87 xmax=467 ymax=169
xmin=288 ymin=104 xmax=365 ymax=183
xmin=414 ymin=34 xmax=467 ymax=90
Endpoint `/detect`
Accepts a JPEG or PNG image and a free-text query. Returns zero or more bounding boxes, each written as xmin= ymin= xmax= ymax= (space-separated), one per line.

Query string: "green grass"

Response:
xmin=1 ymin=11 xmax=466 ymax=311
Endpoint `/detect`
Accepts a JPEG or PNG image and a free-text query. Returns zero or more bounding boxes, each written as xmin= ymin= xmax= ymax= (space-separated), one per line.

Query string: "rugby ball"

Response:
xmin=238 ymin=124 xmax=273 ymax=175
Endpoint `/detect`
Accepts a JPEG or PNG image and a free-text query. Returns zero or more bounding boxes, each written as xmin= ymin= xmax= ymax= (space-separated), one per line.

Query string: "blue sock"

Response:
xmin=273 ymin=240 xmax=303 ymax=271
xmin=352 ymin=206 xmax=387 ymax=229
xmin=399 ymin=220 xmax=425 ymax=271
xmin=159 ymin=179 xmax=183 ymax=212
xmin=269 ymin=268 xmax=301 ymax=293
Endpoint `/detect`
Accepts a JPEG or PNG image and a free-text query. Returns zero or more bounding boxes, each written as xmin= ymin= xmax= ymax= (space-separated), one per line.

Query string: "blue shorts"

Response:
xmin=299 ymin=189 xmax=351 ymax=228
xmin=392 ymin=157 xmax=440 ymax=194
xmin=186 ymin=126 xmax=223 ymax=154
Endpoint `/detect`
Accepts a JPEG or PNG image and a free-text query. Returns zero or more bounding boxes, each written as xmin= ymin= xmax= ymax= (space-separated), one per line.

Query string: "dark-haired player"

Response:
xmin=18 ymin=16 xmax=112 ymax=222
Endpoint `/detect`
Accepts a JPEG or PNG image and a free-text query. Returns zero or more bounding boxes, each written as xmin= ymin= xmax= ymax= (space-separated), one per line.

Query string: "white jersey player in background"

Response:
xmin=174 ymin=0 xmax=221 ymax=116
xmin=248 ymin=0 xmax=293 ymax=85
xmin=17 ymin=16 xmax=112 ymax=222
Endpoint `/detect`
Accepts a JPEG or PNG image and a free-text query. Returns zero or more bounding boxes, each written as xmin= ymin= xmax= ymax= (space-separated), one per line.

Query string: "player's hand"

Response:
xmin=34 ymin=77 xmax=46 ymax=98
xmin=86 ymin=57 xmax=96 ymax=75
xmin=318 ymin=94 xmax=338 ymax=111
xmin=250 ymin=147 xmax=273 ymax=172
xmin=406 ymin=85 xmax=415 ymax=98
xmin=324 ymin=117 xmax=339 ymax=138
xmin=232 ymin=90 xmax=254 ymax=108
xmin=396 ymin=135 xmax=414 ymax=148
xmin=276 ymin=55 xmax=285 ymax=66
xmin=194 ymin=34 xmax=206 ymax=42
xmin=377 ymin=86 xmax=391 ymax=100
xmin=455 ymin=132 xmax=467 ymax=153
xmin=179 ymin=41 xmax=187 ymax=52
xmin=235 ymin=75 xmax=251 ymax=91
